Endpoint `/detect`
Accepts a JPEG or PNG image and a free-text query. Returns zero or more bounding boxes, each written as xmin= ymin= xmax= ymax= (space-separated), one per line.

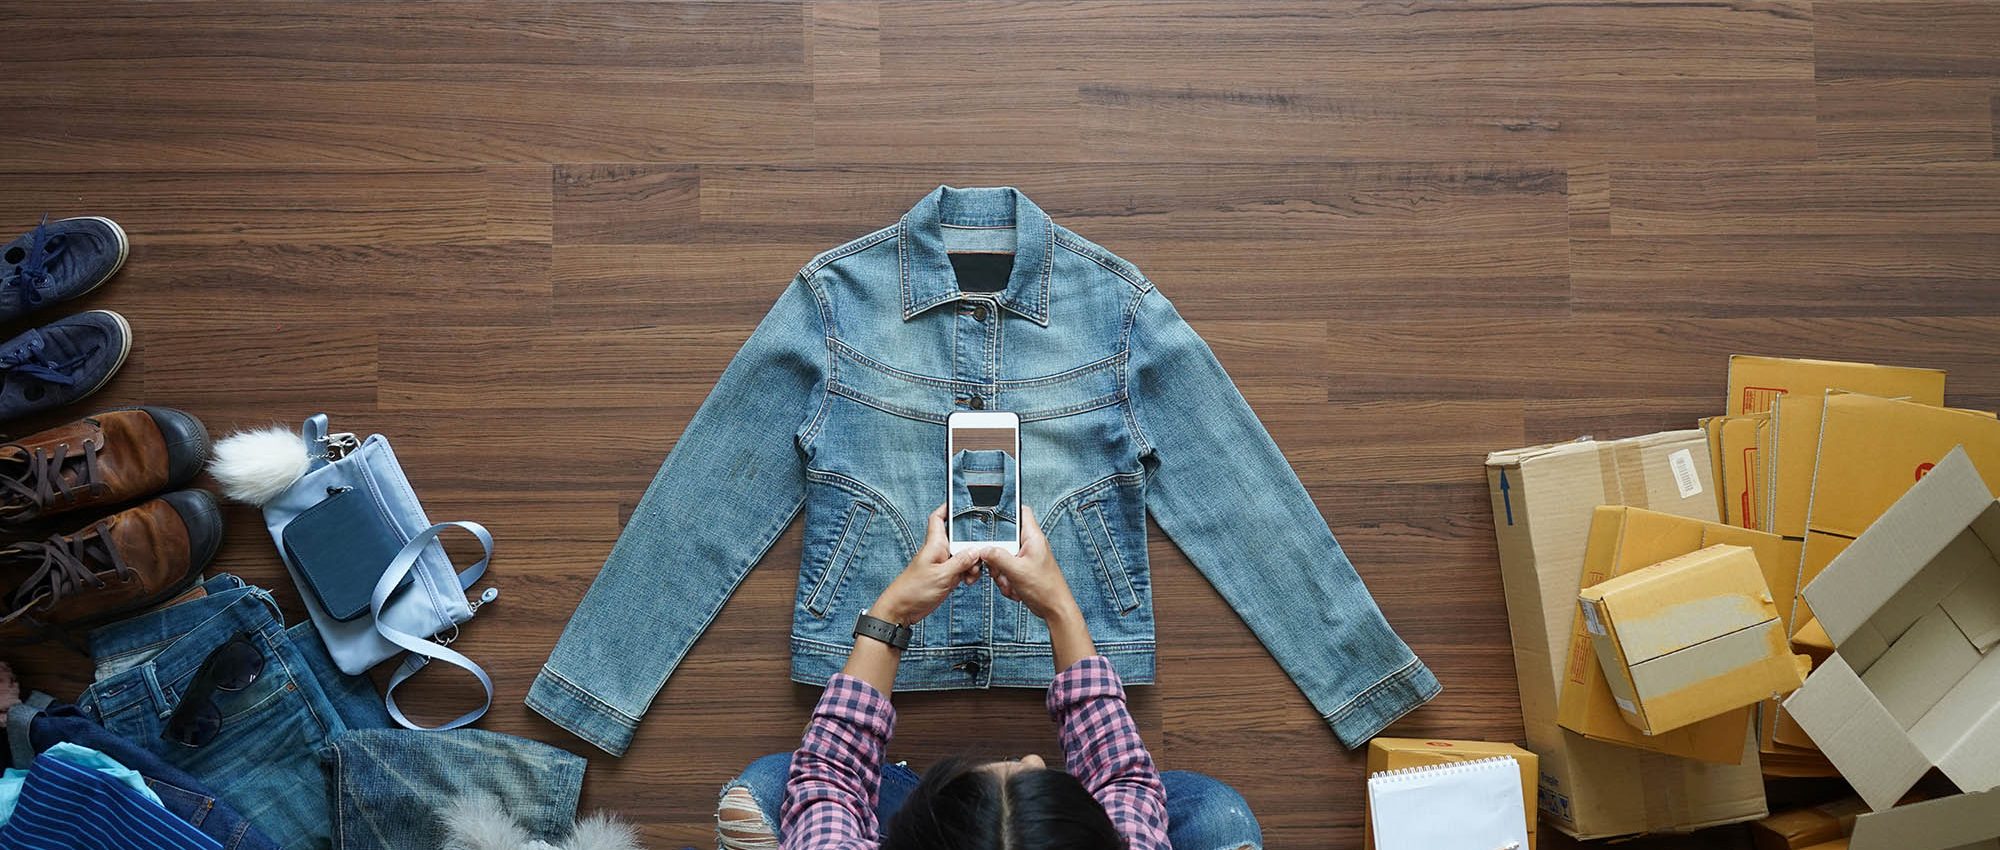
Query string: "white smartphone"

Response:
xmin=946 ymin=410 xmax=1022 ymax=555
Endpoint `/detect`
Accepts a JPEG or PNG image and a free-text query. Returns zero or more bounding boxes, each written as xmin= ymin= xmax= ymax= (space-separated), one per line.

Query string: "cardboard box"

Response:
xmin=1715 ymin=412 xmax=1773 ymax=530
xmin=1364 ymin=738 xmax=1538 ymax=850
xmin=1796 ymin=393 xmax=2000 ymax=634
xmin=1558 ymin=506 xmax=1798 ymax=762
xmin=1488 ymin=431 xmax=1766 ymax=839
xmin=1847 ymin=787 xmax=2000 ymax=850
xmin=1579 ymin=545 xmax=1809 ymax=735
xmin=1840 ymin=784 xmax=2000 ymax=848
xmin=1784 ymin=447 xmax=2000 ymax=812
xmin=1725 ymin=356 xmax=1946 ymax=539
xmin=1758 ymin=745 xmax=1840 ymax=778
xmin=1751 ymin=796 xmax=1869 ymax=850
xmin=1792 ymin=616 xmax=1836 ymax=664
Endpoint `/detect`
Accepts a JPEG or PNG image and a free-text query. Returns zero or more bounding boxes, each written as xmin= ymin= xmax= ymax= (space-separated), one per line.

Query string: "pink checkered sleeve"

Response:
xmin=780 ymin=674 xmax=894 ymax=850
xmin=1048 ymin=656 xmax=1171 ymax=850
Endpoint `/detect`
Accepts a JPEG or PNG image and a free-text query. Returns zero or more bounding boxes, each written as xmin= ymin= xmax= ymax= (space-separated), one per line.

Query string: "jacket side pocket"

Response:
xmin=804 ymin=501 xmax=875 ymax=618
xmin=1078 ymin=501 xmax=1140 ymax=615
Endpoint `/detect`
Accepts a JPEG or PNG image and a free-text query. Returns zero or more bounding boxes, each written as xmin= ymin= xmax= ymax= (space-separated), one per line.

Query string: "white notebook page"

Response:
xmin=1367 ymin=755 xmax=1529 ymax=850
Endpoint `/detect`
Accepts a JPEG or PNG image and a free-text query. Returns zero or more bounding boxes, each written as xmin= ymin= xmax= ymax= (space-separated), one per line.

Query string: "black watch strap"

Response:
xmin=854 ymin=613 xmax=912 ymax=650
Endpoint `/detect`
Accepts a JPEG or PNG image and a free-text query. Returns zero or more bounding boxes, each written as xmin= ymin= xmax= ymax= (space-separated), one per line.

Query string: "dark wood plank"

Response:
xmin=1815 ymin=78 xmax=1995 ymax=162
xmin=1815 ymin=1 xmax=2000 ymax=78
xmin=1572 ymin=235 xmax=2000 ymax=317
xmin=695 ymin=163 xmax=1569 ymax=244
xmin=0 ymin=2 xmax=812 ymax=165
xmin=882 ymin=1 xmax=1818 ymax=162
xmin=1609 ymin=163 xmax=2000 ymax=235
xmin=0 ymin=167 xmax=551 ymax=245
xmin=1320 ymin=317 xmax=2000 ymax=401
xmin=553 ymin=165 xmax=702 ymax=245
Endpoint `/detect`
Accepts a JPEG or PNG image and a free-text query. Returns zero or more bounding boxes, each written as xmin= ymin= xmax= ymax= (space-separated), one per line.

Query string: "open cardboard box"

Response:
xmin=1850 ymin=787 xmax=2000 ymax=850
xmin=1784 ymin=447 xmax=2000 ymax=846
xmin=1772 ymin=393 xmax=2000 ymax=753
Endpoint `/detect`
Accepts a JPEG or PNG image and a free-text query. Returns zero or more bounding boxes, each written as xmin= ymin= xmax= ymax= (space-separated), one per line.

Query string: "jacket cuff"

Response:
xmin=1322 ymin=656 xmax=1443 ymax=749
xmin=525 ymin=666 xmax=640 ymax=757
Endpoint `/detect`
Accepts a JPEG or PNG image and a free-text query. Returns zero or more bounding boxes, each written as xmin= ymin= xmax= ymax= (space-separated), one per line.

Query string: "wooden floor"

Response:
xmin=4 ymin=2 xmax=1998 ymax=847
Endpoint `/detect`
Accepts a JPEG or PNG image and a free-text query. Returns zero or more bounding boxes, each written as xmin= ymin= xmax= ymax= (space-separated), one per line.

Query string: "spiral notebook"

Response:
xmin=1367 ymin=755 xmax=1530 ymax=850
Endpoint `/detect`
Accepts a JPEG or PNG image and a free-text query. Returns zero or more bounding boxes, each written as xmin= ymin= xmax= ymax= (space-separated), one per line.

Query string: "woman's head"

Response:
xmin=882 ymin=756 xmax=1125 ymax=850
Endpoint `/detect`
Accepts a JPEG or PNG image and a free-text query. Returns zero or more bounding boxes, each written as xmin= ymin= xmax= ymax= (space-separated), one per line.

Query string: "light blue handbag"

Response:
xmin=261 ymin=413 xmax=498 ymax=730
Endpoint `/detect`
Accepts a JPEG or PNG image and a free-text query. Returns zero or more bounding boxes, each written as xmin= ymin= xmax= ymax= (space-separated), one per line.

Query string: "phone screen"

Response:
xmin=947 ymin=413 xmax=1021 ymax=554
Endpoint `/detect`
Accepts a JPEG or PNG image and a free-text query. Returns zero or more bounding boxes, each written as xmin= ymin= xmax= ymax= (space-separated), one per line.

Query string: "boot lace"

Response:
xmin=8 ymin=524 xmax=130 ymax=612
xmin=0 ymin=437 xmax=101 ymax=516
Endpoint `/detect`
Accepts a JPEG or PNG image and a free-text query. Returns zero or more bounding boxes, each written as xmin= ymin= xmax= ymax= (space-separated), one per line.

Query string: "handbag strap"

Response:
xmin=302 ymin=414 xmax=331 ymax=473
xmin=369 ymin=520 xmax=495 ymax=731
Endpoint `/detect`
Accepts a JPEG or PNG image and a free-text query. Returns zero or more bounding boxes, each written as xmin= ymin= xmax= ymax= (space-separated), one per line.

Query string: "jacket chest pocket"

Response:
xmin=804 ymin=502 xmax=875 ymax=619
xmin=1077 ymin=500 xmax=1142 ymax=615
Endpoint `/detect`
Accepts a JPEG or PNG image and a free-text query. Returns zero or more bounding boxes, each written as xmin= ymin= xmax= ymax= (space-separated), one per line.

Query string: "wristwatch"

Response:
xmin=853 ymin=612 xmax=913 ymax=650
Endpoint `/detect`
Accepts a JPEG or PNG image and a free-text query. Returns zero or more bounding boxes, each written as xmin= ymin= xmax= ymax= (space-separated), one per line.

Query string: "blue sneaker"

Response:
xmin=0 ymin=310 xmax=132 ymax=422
xmin=0 ymin=216 xmax=128 ymax=323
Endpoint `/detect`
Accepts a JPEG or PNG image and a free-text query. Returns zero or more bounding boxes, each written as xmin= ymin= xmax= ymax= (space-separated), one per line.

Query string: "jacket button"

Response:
xmin=972 ymin=304 xmax=989 ymax=322
xmin=967 ymin=395 xmax=985 ymax=410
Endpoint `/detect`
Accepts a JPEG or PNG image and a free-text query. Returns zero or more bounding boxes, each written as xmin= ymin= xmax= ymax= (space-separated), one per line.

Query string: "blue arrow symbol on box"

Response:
xmin=1500 ymin=469 xmax=1515 ymax=526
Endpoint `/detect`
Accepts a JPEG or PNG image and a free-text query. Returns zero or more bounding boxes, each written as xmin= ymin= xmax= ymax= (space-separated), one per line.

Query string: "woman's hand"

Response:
xmin=982 ymin=505 xmax=1096 ymax=670
xmin=981 ymin=505 xmax=1081 ymax=624
xmin=869 ymin=504 xmax=984 ymax=626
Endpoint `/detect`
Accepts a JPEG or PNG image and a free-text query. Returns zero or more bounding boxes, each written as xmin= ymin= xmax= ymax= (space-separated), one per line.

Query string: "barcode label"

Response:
xmin=1669 ymin=448 xmax=1703 ymax=499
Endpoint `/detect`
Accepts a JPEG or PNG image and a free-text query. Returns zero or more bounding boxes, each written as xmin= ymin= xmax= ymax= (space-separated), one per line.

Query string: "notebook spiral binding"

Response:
xmin=1369 ymin=755 xmax=1519 ymax=784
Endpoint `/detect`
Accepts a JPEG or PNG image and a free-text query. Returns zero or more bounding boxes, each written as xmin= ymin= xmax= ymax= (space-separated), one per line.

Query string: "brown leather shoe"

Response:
xmin=0 ymin=489 xmax=223 ymax=642
xmin=0 ymin=407 xmax=209 ymax=526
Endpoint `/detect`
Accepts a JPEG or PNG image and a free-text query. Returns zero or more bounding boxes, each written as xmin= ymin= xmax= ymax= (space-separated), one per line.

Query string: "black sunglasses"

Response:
xmin=162 ymin=632 xmax=266 ymax=748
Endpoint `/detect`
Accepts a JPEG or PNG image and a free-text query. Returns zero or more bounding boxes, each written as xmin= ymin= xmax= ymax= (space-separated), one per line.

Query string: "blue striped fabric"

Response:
xmin=0 ymin=752 xmax=220 ymax=850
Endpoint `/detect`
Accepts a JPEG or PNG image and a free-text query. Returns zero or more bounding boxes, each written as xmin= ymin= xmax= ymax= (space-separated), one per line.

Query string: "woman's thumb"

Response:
xmin=979 ymin=546 xmax=1026 ymax=573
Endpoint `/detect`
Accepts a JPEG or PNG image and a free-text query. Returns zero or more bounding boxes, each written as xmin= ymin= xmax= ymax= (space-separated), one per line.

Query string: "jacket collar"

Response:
xmin=900 ymin=186 xmax=1054 ymax=326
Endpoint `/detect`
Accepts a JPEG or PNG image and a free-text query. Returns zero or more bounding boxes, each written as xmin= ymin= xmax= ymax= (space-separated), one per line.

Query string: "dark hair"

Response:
xmin=881 ymin=757 xmax=1126 ymax=850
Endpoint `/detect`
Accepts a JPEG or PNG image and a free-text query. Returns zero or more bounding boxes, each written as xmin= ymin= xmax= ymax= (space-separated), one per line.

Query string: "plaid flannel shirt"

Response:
xmin=780 ymin=655 xmax=1170 ymax=849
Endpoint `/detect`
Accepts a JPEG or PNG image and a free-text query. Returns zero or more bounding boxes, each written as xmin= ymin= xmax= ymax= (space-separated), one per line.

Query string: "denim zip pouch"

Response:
xmin=281 ymin=488 xmax=414 ymax=622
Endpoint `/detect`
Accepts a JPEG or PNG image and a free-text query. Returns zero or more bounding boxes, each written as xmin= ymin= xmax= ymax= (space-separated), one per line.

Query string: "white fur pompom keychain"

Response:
xmin=208 ymin=425 xmax=311 ymax=507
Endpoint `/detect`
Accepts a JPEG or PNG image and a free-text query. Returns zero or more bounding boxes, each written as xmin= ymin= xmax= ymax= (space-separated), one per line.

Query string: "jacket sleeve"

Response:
xmin=527 ymin=276 xmax=828 ymax=756
xmin=1125 ymin=289 xmax=1440 ymax=748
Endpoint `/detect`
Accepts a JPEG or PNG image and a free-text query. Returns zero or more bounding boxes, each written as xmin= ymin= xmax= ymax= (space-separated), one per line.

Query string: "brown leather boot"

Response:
xmin=0 ymin=489 xmax=223 ymax=642
xmin=0 ymin=407 xmax=209 ymax=526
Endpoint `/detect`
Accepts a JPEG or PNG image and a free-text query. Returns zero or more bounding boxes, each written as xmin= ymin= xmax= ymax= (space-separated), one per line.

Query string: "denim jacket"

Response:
xmin=528 ymin=187 xmax=1440 ymax=756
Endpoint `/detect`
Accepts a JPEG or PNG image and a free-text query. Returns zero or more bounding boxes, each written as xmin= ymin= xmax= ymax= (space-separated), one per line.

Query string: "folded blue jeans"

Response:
xmin=723 ymin=753 xmax=1264 ymax=850
xmin=323 ymin=728 xmax=586 ymax=850
xmin=74 ymin=574 xmax=392 ymax=850
xmin=62 ymin=574 xmax=590 ymax=850
xmin=7 ymin=695 xmax=279 ymax=850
